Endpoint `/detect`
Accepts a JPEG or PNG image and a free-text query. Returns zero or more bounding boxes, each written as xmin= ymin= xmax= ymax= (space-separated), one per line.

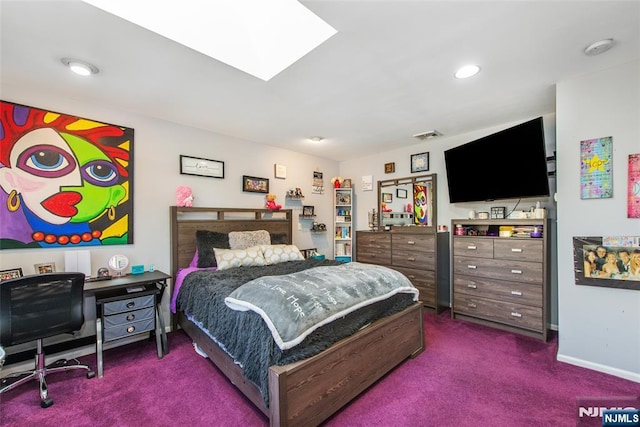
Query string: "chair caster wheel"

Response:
xmin=87 ymin=371 xmax=96 ymax=379
xmin=41 ymin=398 xmax=54 ymax=408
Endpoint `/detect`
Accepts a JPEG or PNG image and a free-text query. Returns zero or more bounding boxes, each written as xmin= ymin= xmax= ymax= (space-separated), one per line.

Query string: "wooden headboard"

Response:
xmin=170 ymin=205 xmax=292 ymax=273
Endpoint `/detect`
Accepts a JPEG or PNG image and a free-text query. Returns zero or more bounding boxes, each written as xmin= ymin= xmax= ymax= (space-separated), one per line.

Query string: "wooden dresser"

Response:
xmin=356 ymin=230 xmax=443 ymax=312
xmin=451 ymin=219 xmax=550 ymax=341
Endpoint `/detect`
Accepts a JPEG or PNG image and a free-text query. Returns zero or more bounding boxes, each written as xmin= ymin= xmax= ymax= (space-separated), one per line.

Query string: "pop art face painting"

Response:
xmin=0 ymin=101 xmax=134 ymax=249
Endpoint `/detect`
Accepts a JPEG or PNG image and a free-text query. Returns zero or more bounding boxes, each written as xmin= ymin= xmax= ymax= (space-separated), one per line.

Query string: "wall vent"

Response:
xmin=413 ymin=130 xmax=442 ymax=140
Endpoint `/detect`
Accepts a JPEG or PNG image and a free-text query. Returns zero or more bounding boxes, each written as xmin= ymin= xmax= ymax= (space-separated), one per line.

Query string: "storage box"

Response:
xmin=310 ymin=254 xmax=325 ymax=260
xmin=335 ymin=256 xmax=351 ymax=263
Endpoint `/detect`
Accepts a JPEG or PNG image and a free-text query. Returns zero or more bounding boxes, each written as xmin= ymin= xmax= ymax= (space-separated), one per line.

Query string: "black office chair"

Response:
xmin=0 ymin=272 xmax=95 ymax=407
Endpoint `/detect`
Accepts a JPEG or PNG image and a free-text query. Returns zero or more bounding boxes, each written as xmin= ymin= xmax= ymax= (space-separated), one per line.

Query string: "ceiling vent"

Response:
xmin=413 ymin=130 xmax=442 ymax=140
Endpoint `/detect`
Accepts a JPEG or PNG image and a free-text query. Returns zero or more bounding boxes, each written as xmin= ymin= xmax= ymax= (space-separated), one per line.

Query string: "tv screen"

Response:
xmin=444 ymin=117 xmax=550 ymax=203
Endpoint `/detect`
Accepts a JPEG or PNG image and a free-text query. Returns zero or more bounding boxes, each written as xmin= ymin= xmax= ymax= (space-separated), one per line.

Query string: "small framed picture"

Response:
xmin=342 ymin=178 xmax=352 ymax=188
xmin=274 ymin=164 xmax=287 ymax=179
xmin=382 ymin=192 xmax=393 ymax=203
xmin=396 ymin=188 xmax=408 ymax=199
xmin=384 ymin=162 xmax=395 ymax=174
xmin=180 ymin=155 xmax=225 ymax=178
xmin=491 ymin=207 xmax=506 ymax=219
xmin=242 ymin=175 xmax=269 ymax=193
xmin=0 ymin=267 xmax=23 ymax=282
xmin=302 ymin=205 xmax=315 ymax=217
xmin=411 ymin=152 xmax=430 ymax=173
xmin=34 ymin=262 xmax=56 ymax=274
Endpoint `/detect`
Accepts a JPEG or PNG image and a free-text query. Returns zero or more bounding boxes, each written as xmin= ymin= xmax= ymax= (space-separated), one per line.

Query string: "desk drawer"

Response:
xmin=103 ymin=294 xmax=154 ymax=315
xmin=104 ymin=306 xmax=154 ymax=328
xmin=104 ymin=318 xmax=155 ymax=341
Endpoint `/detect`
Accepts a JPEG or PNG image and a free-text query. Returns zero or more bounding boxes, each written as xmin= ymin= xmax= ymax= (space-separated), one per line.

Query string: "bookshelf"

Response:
xmin=333 ymin=187 xmax=353 ymax=262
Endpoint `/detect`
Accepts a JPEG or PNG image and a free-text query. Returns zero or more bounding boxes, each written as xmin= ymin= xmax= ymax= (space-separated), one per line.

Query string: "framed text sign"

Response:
xmin=180 ymin=155 xmax=224 ymax=178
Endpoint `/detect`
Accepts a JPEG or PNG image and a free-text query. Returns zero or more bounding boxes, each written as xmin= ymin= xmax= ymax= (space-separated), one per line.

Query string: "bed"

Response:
xmin=170 ymin=206 xmax=424 ymax=427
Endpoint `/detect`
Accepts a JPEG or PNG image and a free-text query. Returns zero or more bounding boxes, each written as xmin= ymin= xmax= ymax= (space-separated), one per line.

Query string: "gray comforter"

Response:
xmin=176 ymin=259 xmax=416 ymax=406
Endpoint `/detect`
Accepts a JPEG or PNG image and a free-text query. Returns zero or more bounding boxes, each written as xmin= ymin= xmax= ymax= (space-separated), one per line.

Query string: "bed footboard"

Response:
xmin=179 ymin=302 xmax=423 ymax=427
xmin=268 ymin=302 xmax=424 ymax=426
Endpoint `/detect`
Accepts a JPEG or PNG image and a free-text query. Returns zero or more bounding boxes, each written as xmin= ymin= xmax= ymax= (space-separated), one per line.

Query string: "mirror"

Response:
xmin=377 ymin=173 xmax=437 ymax=231
xmin=108 ymin=254 xmax=129 ymax=276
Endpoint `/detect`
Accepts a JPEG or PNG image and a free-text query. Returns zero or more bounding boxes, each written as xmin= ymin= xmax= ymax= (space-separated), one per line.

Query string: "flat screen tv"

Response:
xmin=444 ymin=117 xmax=550 ymax=203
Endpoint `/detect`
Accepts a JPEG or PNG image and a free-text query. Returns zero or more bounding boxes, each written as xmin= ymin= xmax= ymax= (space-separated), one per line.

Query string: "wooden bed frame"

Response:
xmin=170 ymin=206 xmax=424 ymax=426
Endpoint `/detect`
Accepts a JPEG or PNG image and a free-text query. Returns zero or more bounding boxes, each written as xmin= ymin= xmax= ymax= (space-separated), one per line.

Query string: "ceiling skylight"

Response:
xmin=82 ymin=0 xmax=337 ymax=81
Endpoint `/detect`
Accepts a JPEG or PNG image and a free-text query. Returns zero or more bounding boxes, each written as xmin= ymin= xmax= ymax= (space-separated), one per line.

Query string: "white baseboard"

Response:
xmin=556 ymin=353 xmax=640 ymax=383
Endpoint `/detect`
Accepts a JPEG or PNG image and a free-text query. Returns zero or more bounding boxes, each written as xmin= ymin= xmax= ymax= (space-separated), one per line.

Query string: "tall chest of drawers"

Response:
xmin=356 ymin=230 xmax=442 ymax=312
xmin=451 ymin=219 xmax=550 ymax=341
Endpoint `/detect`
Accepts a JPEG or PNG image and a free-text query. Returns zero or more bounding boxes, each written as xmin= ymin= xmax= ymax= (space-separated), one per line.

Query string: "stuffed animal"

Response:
xmin=265 ymin=193 xmax=281 ymax=211
xmin=176 ymin=185 xmax=194 ymax=207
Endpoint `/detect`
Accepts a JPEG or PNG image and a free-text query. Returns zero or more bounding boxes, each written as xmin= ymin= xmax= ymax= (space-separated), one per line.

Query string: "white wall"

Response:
xmin=555 ymin=60 xmax=640 ymax=381
xmin=0 ymin=83 xmax=340 ymax=333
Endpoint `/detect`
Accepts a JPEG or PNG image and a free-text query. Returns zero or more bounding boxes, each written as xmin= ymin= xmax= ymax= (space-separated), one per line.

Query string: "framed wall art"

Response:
xmin=396 ymin=188 xmax=408 ymax=198
xmin=411 ymin=152 xmax=430 ymax=173
xmin=0 ymin=267 xmax=23 ymax=282
xmin=573 ymin=236 xmax=640 ymax=291
xmin=580 ymin=136 xmax=612 ymax=199
xmin=382 ymin=192 xmax=393 ymax=203
xmin=302 ymin=206 xmax=315 ymax=217
xmin=242 ymin=175 xmax=269 ymax=193
xmin=274 ymin=164 xmax=287 ymax=179
xmin=384 ymin=162 xmax=395 ymax=174
xmin=180 ymin=155 xmax=224 ymax=178
xmin=0 ymin=100 xmax=134 ymax=250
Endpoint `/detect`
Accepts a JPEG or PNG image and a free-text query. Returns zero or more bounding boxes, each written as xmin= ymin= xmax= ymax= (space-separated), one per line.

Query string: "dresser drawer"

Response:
xmin=453 ymin=275 xmax=542 ymax=307
xmin=453 ymin=256 xmax=542 ymax=285
xmin=356 ymin=248 xmax=391 ymax=265
xmin=453 ymin=238 xmax=493 ymax=259
xmin=103 ymin=318 xmax=155 ymax=341
xmin=494 ymin=239 xmax=543 ymax=263
xmin=104 ymin=306 xmax=155 ymax=328
xmin=391 ymin=234 xmax=435 ymax=253
xmin=103 ymin=294 xmax=155 ymax=315
xmin=454 ymin=293 xmax=543 ymax=332
xmin=392 ymin=250 xmax=436 ymax=270
xmin=356 ymin=232 xmax=391 ymax=248
xmin=390 ymin=266 xmax=436 ymax=306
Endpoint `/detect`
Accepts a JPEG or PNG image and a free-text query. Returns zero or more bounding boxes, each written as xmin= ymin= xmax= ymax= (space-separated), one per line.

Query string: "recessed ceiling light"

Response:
xmin=584 ymin=38 xmax=615 ymax=56
xmin=61 ymin=58 xmax=99 ymax=76
xmin=454 ymin=64 xmax=480 ymax=79
xmin=309 ymin=136 xmax=324 ymax=142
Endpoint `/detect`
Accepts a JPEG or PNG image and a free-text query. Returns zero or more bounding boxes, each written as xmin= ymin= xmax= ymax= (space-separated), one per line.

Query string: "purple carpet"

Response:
xmin=1 ymin=311 xmax=638 ymax=426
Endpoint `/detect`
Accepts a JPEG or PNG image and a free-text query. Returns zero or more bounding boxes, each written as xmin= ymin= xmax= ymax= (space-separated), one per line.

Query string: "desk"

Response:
xmin=85 ymin=271 xmax=170 ymax=378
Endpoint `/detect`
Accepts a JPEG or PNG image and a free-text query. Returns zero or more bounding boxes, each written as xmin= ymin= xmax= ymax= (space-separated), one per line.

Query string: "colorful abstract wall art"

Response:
xmin=629 ymin=153 xmax=640 ymax=218
xmin=580 ymin=136 xmax=612 ymax=199
xmin=0 ymin=101 xmax=134 ymax=249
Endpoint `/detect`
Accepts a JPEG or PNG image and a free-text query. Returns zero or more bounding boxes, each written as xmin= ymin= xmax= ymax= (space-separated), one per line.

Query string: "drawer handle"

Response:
xmin=467 ymin=284 xmax=477 ymax=289
xmin=467 ymin=303 xmax=477 ymax=308
xmin=407 ymin=240 xmax=415 ymax=245
xmin=407 ymin=257 xmax=416 ymax=261
xmin=511 ymin=269 xmax=522 ymax=274
xmin=511 ymin=312 xmax=522 ymax=318
xmin=467 ymin=265 xmax=477 ymax=269
xmin=127 ymin=326 xmax=136 ymax=333
xmin=511 ymin=291 xmax=522 ymax=296
xmin=467 ymin=245 xmax=477 ymax=250
xmin=126 ymin=314 xmax=135 ymax=321
xmin=126 ymin=301 xmax=135 ymax=309
xmin=511 ymin=248 xmax=523 ymax=253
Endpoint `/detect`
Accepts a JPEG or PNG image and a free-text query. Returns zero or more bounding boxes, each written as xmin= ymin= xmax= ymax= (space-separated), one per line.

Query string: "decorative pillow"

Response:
xmin=228 ymin=230 xmax=271 ymax=250
xmin=195 ymin=230 xmax=230 ymax=268
xmin=214 ymin=246 xmax=267 ymax=270
xmin=269 ymin=232 xmax=289 ymax=245
xmin=261 ymin=244 xmax=305 ymax=265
